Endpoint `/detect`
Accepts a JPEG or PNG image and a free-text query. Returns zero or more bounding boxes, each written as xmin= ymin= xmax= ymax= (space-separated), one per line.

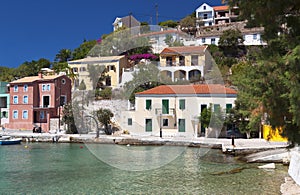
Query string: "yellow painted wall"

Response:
xmin=263 ymin=125 xmax=288 ymax=142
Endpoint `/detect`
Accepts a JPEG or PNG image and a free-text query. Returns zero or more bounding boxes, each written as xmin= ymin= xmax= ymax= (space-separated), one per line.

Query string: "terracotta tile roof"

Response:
xmin=160 ymin=46 xmax=207 ymax=55
xmin=10 ymin=75 xmax=63 ymax=84
xmin=213 ymin=5 xmax=229 ymax=11
xmin=136 ymin=84 xmax=237 ymax=95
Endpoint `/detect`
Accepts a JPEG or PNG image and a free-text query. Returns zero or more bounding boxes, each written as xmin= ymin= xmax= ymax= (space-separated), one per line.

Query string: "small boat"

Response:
xmin=0 ymin=135 xmax=11 ymax=140
xmin=0 ymin=137 xmax=22 ymax=145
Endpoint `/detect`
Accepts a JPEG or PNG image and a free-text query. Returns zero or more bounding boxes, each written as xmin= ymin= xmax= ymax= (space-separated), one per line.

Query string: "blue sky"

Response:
xmin=0 ymin=0 xmax=221 ymax=68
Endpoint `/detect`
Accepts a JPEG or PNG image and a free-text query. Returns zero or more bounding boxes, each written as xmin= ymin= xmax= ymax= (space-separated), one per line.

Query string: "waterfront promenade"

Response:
xmin=1 ymin=129 xmax=288 ymax=151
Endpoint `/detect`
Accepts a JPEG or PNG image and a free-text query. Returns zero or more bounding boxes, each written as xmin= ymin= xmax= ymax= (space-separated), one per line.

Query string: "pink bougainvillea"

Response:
xmin=129 ymin=53 xmax=158 ymax=60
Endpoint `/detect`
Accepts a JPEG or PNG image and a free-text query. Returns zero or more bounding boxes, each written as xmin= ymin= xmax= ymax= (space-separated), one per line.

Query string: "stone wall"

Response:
xmin=288 ymin=150 xmax=300 ymax=186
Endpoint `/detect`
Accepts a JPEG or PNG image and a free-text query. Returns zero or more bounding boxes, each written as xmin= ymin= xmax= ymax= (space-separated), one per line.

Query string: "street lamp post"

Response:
xmin=160 ymin=113 xmax=162 ymax=138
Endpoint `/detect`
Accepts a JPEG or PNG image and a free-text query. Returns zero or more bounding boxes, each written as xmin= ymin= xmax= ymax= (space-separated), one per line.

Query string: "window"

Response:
xmin=43 ymin=96 xmax=50 ymax=108
xmin=72 ymin=68 xmax=78 ymax=73
xmin=201 ymin=38 xmax=205 ymax=43
xmin=60 ymin=96 xmax=66 ymax=106
xmin=79 ymin=67 xmax=86 ymax=72
xmin=162 ymin=99 xmax=169 ymax=114
xmin=24 ymin=85 xmax=28 ymax=92
xmin=214 ymin=104 xmax=221 ymax=112
xmin=204 ymin=13 xmax=208 ymax=19
xmin=211 ymin=38 xmax=216 ymax=45
xmin=46 ymin=84 xmax=50 ymax=91
xmin=42 ymin=84 xmax=46 ymax=91
xmin=226 ymin=104 xmax=232 ymax=113
xmin=105 ymin=76 xmax=111 ymax=86
xmin=108 ymin=65 xmax=115 ymax=71
xmin=201 ymin=104 xmax=207 ymax=113
xmin=13 ymin=110 xmax=18 ymax=119
xmin=253 ymin=34 xmax=257 ymax=40
xmin=61 ymin=78 xmax=66 ymax=85
xmin=146 ymin=99 xmax=152 ymax=110
xmin=40 ymin=111 xmax=44 ymax=119
xmin=179 ymin=99 xmax=185 ymax=110
xmin=128 ymin=118 xmax=132 ymax=126
xmin=23 ymin=96 xmax=28 ymax=104
xmin=1 ymin=111 xmax=7 ymax=118
xmin=178 ymin=119 xmax=185 ymax=132
xmin=13 ymin=96 xmax=18 ymax=104
xmin=191 ymin=55 xmax=198 ymax=65
xmin=13 ymin=85 xmax=18 ymax=92
xmin=203 ymin=5 xmax=206 ymax=10
xmin=22 ymin=110 xmax=28 ymax=119
xmin=145 ymin=119 xmax=152 ymax=132
xmin=179 ymin=56 xmax=185 ymax=66
xmin=166 ymin=57 xmax=173 ymax=66
xmin=163 ymin=119 xmax=168 ymax=127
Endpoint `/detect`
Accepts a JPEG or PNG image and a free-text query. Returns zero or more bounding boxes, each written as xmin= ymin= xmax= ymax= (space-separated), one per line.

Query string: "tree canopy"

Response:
xmin=227 ymin=0 xmax=300 ymax=143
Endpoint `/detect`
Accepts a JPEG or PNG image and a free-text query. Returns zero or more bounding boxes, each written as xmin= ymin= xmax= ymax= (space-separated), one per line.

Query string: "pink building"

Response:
xmin=6 ymin=73 xmax=71 ymax=132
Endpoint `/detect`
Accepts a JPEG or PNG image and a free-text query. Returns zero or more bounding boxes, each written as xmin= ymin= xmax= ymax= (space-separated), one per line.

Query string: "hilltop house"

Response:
xmin=121 ymin=84 xmax=237 ymax=138
xmin=196 ymin=3 xmax=239 ymax=27
xmin=0 ymin=81 xmax=9 ymax=126
xmin=5 ymin=73 xmax=71 ymax=132
xmin=68 ymin=55 xmax=128 ymax=90
xmin=113 ymin=15 xmax=140 ymax=31
xmin=195 ymin=3 xmax=265 ymax=46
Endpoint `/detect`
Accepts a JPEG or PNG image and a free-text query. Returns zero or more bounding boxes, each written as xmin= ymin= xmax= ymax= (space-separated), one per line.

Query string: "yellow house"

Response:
xmin=68 ymin=55 xmax=128 ymax=90
xmin=159 ymin=46 xmax=211 ymax=82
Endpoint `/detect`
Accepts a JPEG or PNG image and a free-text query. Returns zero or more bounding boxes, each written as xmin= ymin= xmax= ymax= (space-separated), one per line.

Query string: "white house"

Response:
xmin=195 ymin=3 xmax=266 ymax=46
xmin=196 ymin=3 xmax=215 ymax=27
xmin=121 ymin=84 xmax=237 ymax=138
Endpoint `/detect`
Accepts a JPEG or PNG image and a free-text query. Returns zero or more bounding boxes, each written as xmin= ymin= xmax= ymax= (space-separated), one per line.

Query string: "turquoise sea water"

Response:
xmin=0 ymin=143 xmax=287 ymax=194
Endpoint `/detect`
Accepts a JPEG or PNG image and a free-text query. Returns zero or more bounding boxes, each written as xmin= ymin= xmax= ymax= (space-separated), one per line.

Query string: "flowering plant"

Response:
xmin=129 ymin=53 xmax=158 ymax=60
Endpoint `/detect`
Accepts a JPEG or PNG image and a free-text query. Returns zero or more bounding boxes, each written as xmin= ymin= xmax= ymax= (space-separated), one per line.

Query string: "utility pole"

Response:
xmin=155 ymin=4 xmax=158 ymax=25
xmin=129 ymin=12 xmax=132 ymax=28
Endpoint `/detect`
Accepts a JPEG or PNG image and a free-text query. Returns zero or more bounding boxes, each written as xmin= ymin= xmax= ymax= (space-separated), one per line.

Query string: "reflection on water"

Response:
xmin=0 ymin=143 xmax=287 ymax=194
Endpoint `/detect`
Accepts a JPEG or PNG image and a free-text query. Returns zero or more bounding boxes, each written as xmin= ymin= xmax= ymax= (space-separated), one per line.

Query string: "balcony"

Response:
xmin=155 ymin=108 xmax=176 ymax=116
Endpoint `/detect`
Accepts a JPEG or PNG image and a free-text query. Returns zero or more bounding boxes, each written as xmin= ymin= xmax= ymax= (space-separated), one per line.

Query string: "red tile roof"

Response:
xmin=136 ymin=84 xmax=237 ymax=95
xmin=160 ymin=46 xmax=207 ymax=55
xmin=213 ymin=5 xmax=229 ymax=11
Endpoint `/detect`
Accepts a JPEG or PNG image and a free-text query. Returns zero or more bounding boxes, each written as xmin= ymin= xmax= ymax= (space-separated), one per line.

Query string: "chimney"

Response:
xmin=38 ymin=72 xmax=43 ymax=78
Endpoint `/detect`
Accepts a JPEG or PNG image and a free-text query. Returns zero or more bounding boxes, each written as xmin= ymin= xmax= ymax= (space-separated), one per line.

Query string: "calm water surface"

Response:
xmin=0 ymin=143 xmax=287 ymax=194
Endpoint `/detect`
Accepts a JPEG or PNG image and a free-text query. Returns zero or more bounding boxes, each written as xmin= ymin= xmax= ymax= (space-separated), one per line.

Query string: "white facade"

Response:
xmin=196 ymin=3 xmax=215 ymax=27
xmin=121 ymin=84 xmax=237 ymax=138
xmin=195 ymin=32 xmax=266 ymax=46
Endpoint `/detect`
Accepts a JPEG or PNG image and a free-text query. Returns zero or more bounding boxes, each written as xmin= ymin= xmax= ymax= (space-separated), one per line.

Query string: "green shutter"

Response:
xmin=214 ymin=104 xmax=220 ymax=112
xmin=146 ymin=99 xmax=151 ymax=110
xmin=128 ymin=118 xmax=132 ymax=126
xmin=226 ymin=104 xmax=232 ymax=113
xmin=162 ymin=99 xmax=169 ymax=114
xmin=145 ymin=119 xmax=152 ymax=132
xmin=178 ymin=119 xmax=185 ymax=132
xmin=179 ymin=99 xmax=185 ymax=110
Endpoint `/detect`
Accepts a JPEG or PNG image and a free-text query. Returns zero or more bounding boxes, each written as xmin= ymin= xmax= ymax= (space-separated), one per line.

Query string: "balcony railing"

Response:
xmin=155 ymin=108 xmax=176 ymax=116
